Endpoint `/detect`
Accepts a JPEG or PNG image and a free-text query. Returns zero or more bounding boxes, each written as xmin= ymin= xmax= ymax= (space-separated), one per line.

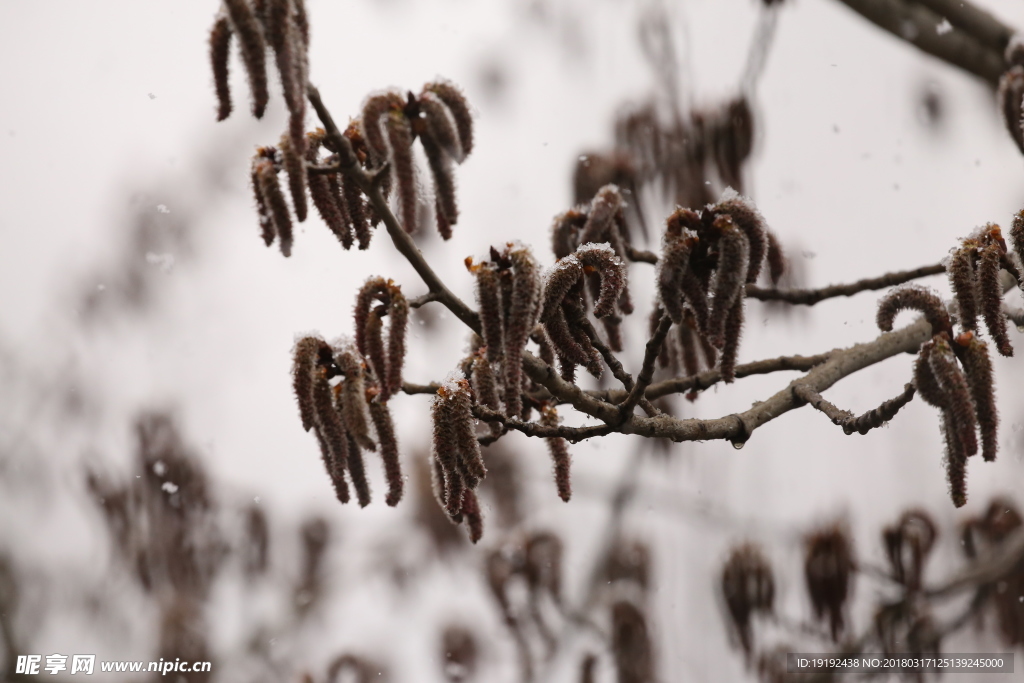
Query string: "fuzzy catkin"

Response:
xmin=345 ymin=432 xmax=372 ymax=508
xmin=929 ymin=338 xmax=978 ymax=458
xmin=578 ymin=185 xmax=623 ymax=246
xmin=710 ymin=194 xmax=767 ymax=283
xmin=876 ymin=284 xmax=951 ymax=336
xmin=575 ymin=245 xmax=627 ymax=319
xmin=541 ymin=406 xmax=572 ymax=502
xmin=657 ymin=231 xmax=695 ymax=325
xmin=765 ymin=230 xmax=786 ymax=285
xmin=505 ymin=247 xmax=541 ymax=418
xmin=475 ymin=265 xmax=505 ymax=364
xmin=336 ymin=350 xmax=376 ymax=451
xmin=1012 ymin=210 xmax=1024 ymax=284
xmin=423 ymin=81 xmax=474 ymax=157
xmin=210 ymin=16 xmax=233 ymax=121
xmin=292 ymin=336 xmax=325 ymax=432
xmin=421 ymin=133 xmax=458 ymax=234
xmin=385 ymin=289 xmax=408 ymax=400
xmin=279 ymin=133 xmax=308 ymax=223
xmin=461 ymin=490 xmax=484 ymax=544
xmin=311 ymin=371 xmax=350 ymax=502
xmin=977 ymin=244 xmax=1013 ymax=356
xmin=719 ymin=298 xmax=744 ymax=383
xmin=419 ymin=91 xmax=462 ymax=161
xmin=222 ymin=0 xmax=269 ymax=118
xmin=960 ymin=335 xmax=998 ymax=462
xmin=948 ymin=246 xmax=979 ymax=331
xmin=384 ymin=113 xmax=418 ymax=234
xmin=368 ymin=399 xmax=403 ymax=506
xmin=707 ymin=216 xmax=750 ymax=348
xmin=255 ymin=158 xmax=293 ymax=256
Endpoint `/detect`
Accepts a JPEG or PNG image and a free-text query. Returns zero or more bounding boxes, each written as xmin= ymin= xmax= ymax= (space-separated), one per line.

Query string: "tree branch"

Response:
xmin=914 ymin=0 xmax=1015 ymax=55
xmin=793 ymin=382 xmax=916 ymax=435
xmin=745 ymin=263 xmax=946 ymax=305
xmin=832 ymin=0 xmax=1006 ymax=85
xmin=472 ymin=405 xmax=614 ymax=443
xmin=579 ymin=318 xmax=660 ymax=418
xmin=618 ymin=317 xmax=933 ymax=443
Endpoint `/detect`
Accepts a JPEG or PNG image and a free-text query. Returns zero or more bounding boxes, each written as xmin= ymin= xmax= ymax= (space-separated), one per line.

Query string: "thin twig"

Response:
xmin=409 ymin=291 xmax=440 ymax=309
xmin=472 ymin=405 xmax=614 ymax=443
xmin=618 ymin=314 xmax=673 ymax=420
xmin=793 ymin=382 xmax=916 ymax=435
xmin=579 ymin=319 xmax=659 ymax=418
xmin=746 ymin=263 xmax=946 ymax=305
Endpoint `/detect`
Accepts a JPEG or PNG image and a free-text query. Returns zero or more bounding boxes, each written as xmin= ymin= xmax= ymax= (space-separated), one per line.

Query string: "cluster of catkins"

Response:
xmin=947 ymin=222 xmax=1019 ymax=357
xmin=961 ymin=498 xmax=1024 ymax=646
xmin=876 ymin=284 xmax=997 ymax=507
xmin=721 ymin=525 xmax=855 ymax=662
xmin=654 ymin=190 xmax=785 ymax=384
xmin=430 ymin=373 xmax=486 ymax=542
xmin=245 ymin=81 xmax=473 ymax=257
xmin=549 ymin=186 xmax=634 ymax=360
xmin=612 ymin=97 xmax=755 ymax=209
xmin=291 ymin=278 xmax=408 ymax=507
xmin=468 ymin=242 xmax=574 ymax=503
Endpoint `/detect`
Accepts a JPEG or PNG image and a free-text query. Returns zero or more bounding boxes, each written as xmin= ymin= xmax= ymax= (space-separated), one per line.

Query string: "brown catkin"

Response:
xmin=929 ymin=338 xmax=978 ymax=458
xmin=291 ymin=336 xmax=326 ymax=432
xmin=419 ymin=91 xmax=462 ymax=161
xmin=384 ymin=112 xmax=419 ymax=234
xmin=721 ymin=544 xmax=775 ymax=655
xmin=431 ymin=389 xmax=463 ymax=515
xmin=978 ymin=244 xmax=1013 ymax=356
xmin=311 ymin=371 xmax=350 ymax=501
xmin=949 ymin=245 xmax=979 ymax=331
xmin=279 ymin=133 xmax=308 ymax=223
xmin=421 ymin=133 xmax=458 ymax=234
xmin=266 ymin=0 xmax=303 ymax=124
xmin=340 ymin=173 xmax=371 ymax=249
xmin=719 ymin=297 xmax=744 ymax=383
xmin=914 ymin=341 xmax=948 ymax=408
xmin=551 ymin=209 xmax=586 ymax=259
xmin=223 ymin=0 xmax=269 ymax=118
xmin=354 ymin=277 xmax=388 ymax=358
xmin=505 ymin=247 xmax=540 ymax=418
xmin=575 ymin=245 xmax=627 ymax=319
xmin=942 ymin=415 xmax=969 ymax=508
xmin=657 ymin=232 xmax=695 ymax=324
xmin=360 ymin=92 xmax=404 ymax=166
xmin=423 ymin=81 xmax=474 ymax=157
xmin=1011 ymin=210 xmax=1024 ymax=284
xmin=541 ymin=406 xmax=572 ymax=502
xmin=765 ymin=229 xmax=786 ymax=285
xmin=368 ymin=399 xmax=403 ymax=506
xmin=385 ymin=288 xmax=408 ymax=400
xmin=960 ymin=335 xmax=998 ymax=462
xmin=707 ymin=216 xmax=750 ymax=348
xmin=578 ymin=185 xmax=623 ymax=246
xmin=305 ymin=134 xmax=353 ymax=247
xmin=471 ymin=353 xmax=502 ymax=413
xmin=314 ymin=426 xmax=349 ymax=504
xmin=345 ymin=432 xmax=371 ymax=508
xmin=210 ymin=15 xmax=233 ymax=121
xmin=876 ymin=284 xmax=951 ymax=336
xmin=710 ymin=193 xmax=767 ymax=283
xmin=255 ymin=158 xmax=293 ymax=256
xmin=461 ymin=489 xmax=484 ymax=543
xmin=363 ymin=309 xmax=388 ymax=400
xmin=336 ymin=350 xmax=376 ymax=451
xmin=476 ymin=265 xmax=505 ymax=364
xmin=450 ymin=385 xmax=486 ymax=483
xmin=250 ymin=162 xmax=274 ymax=247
